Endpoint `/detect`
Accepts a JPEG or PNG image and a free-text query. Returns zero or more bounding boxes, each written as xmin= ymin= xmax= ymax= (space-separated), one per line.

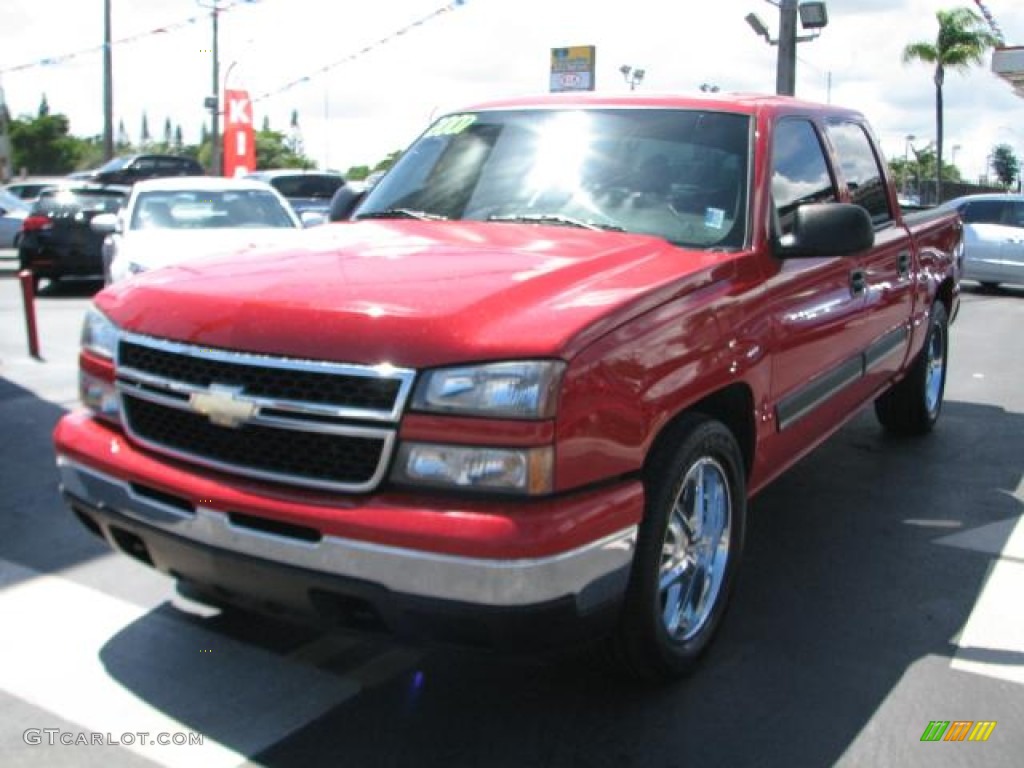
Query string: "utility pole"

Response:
xmin=210 ymin=5 xmax=221 ymax=176
xmin=776 ymin=0 xmax=798 ymax=96
xmin=103 ymin=0 xmax=113 ymax=160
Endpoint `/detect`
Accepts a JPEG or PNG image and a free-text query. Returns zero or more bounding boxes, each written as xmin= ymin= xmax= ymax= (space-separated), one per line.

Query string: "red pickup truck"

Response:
xmin=54 ymin=93 xmax=962 ymax=681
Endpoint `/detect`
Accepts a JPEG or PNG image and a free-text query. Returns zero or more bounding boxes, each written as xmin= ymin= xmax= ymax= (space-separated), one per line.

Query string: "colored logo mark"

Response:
xmin=920 ymin=720 xmax=996 ymax=742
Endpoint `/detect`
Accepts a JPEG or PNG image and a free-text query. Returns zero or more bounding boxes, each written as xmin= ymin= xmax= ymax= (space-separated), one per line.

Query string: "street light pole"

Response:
xmin=777 ymin=0 xmax=798 ymax=96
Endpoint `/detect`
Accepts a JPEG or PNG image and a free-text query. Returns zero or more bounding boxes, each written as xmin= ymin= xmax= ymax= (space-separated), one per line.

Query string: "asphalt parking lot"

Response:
xmin=1 ymin=254 xmax=1022 ymax=767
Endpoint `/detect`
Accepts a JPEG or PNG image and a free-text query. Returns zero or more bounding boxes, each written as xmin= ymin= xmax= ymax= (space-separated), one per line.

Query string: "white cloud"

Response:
xmin=1 ymin=0 xmax=1021 ymax=180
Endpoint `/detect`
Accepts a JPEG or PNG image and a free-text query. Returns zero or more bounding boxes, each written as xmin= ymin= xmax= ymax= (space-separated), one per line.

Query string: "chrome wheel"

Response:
xmin=924 ymin=320 xmax=946 ymax=415
xmin=659 ymin=456 xmax=732 ymax=642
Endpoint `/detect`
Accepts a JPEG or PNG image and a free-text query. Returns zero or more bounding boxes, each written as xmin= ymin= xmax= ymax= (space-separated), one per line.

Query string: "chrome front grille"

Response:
xmin=115 ymin=333 xmax=415 ymax=492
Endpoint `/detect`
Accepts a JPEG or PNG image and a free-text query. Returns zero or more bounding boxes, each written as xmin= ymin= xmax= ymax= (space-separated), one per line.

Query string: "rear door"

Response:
xmin=824 ymin=119 xmax=915 ymax=386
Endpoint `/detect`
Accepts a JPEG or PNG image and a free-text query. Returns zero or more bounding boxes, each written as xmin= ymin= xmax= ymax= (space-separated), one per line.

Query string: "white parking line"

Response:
xmin=938 ymin=515 xmax=1024 ymax=686
xmin=0 ymin=558 xmax=358 ymax=768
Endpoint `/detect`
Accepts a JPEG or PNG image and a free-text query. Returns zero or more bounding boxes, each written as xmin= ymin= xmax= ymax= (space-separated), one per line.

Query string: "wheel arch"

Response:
xmin=644 ymin=382 xmax=755 ymax=482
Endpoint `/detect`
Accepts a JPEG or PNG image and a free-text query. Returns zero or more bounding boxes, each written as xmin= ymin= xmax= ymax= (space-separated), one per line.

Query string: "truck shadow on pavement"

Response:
xmin=94 ymin=400 xmax=1023 ymax=768
xmin=0 ymin=376 xmax=110 ymax=586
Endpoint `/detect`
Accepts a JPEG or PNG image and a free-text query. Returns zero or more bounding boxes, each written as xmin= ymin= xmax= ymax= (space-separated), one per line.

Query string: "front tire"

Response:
xmin=611 ymin=414 xmax=746 ymax=681
xmin=874 ymin=301 xmax=949 ymax=435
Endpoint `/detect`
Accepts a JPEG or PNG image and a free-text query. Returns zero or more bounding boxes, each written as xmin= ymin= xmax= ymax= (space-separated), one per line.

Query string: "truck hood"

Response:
xmin=97 ymin=220 xmax=735 ymax=368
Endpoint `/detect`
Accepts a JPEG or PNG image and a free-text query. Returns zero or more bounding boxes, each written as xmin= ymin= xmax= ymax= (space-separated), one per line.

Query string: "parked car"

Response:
xmin=74 ymin=154 xmax=204 ymax=186
xmin=0 ymin=189 xmax=30 ymax=248
xmin=93 ymin=176 xmax=305 ymax=283
xmin=18 ymin=184 xmax=128 ymax=290
xmin=245 ymin=169 xmax=345 ymax=219
xmin=3 ymin=176 xmax=67 ymax=204
xmin=938 ymin=193 xmax=1024 ymax=289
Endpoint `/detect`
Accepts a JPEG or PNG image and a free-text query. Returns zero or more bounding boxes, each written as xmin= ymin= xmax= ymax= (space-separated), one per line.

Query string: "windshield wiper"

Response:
xmin=487 ymin=213 xmax=625 ymax=232
xmin=357 ymin=208 xmax=448 ymax=221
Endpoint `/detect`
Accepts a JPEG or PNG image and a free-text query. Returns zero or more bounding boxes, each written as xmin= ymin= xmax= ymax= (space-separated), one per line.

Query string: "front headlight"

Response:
xmin=79 ymin=307 xmax=121 ymax=422
xmin=392 ymin=443 xmax=553 ymax=495
xmin=411 ymin=361 xmax=565 ymax=419
xmin=81 ymin=306 xmax=119 ymax=359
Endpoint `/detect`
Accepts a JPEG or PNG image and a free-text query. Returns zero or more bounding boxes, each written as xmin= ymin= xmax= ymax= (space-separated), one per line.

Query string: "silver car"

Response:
xmin=0 ymin=189 xmax=29 ymax=248
xmin=941 ymin=193 xmax=1024 ymax=289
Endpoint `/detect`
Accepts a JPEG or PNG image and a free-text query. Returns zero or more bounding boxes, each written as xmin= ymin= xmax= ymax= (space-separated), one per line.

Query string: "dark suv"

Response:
xmin=245 ymin=170 xmax=345 ymax=217
xmin=73 ymin=154 xmax=204 ymax=186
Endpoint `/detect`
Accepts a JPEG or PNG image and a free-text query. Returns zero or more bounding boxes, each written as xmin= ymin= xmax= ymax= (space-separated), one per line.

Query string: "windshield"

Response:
xmin=129 ymin=189 xmax=297 ymax=230
xmin=97 ymin=156 xmax=131 ymax=172
xmin=358 ymin=108 xmax=751 ymax=249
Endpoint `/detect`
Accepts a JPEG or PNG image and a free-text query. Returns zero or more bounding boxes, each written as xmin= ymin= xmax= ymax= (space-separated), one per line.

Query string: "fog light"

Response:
xmin=80 ymin=370 xmax=120 ymax=422
xmin=393 ymin=443 xmax=553 ymax=495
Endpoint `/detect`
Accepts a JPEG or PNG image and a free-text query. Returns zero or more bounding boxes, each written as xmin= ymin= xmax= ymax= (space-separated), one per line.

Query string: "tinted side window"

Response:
xmin=826 ymin=121 xmax=892 ymax=225
xmin=771 ymin=119 xmax=836 ymax=237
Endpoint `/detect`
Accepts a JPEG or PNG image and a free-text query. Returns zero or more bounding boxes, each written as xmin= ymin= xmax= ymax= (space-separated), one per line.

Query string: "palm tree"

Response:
xmin=903 ymin=7 xmax=997 ymax=202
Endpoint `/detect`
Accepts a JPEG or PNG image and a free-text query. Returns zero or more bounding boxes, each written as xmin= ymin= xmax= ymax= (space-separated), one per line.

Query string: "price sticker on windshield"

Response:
xmin=423 ymin=114 xmax=477 ymax=138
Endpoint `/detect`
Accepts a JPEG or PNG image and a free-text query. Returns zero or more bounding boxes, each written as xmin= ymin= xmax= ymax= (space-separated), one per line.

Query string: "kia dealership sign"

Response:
xmin=550 ymin=46 xmax=596 ymax=92
xmin=223 ymin=89 xmax=255 ymax=177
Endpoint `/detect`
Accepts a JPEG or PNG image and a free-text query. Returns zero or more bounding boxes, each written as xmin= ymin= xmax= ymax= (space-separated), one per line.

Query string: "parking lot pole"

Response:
xmin=17 ymin=270 xmax=41 ymax=359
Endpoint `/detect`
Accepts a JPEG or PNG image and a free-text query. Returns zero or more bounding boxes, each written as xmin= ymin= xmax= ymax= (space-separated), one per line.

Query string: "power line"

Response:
xmin=250 ymin=0 xmax=467 ymax=104
xmin=0 ymin=13 xmax=204 ymax=76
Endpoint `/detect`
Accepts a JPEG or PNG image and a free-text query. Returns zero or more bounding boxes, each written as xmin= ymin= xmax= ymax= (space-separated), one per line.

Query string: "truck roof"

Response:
xmin=460 ymin=91 xmax=864 ymax=121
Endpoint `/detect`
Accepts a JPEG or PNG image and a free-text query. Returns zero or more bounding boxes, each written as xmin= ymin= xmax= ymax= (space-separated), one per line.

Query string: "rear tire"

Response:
xmin=874 ymin=301 xmax=948 ymax=435
xmin=608 ymin=414 xmax=746 ymax=681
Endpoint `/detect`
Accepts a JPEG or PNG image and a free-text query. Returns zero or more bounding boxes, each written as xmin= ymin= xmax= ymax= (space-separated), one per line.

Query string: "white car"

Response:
xmin=940 ymin=193 xmax=1024 ymax=289
xmin=92 ymin=176 xmax=310 ymax=283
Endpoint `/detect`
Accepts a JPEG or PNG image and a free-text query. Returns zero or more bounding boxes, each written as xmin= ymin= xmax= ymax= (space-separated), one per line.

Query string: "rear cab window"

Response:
xmin=824 ymin=120 xmax=893 ymax=226
xmin=33 ymin=187 xmax=126 ymax=217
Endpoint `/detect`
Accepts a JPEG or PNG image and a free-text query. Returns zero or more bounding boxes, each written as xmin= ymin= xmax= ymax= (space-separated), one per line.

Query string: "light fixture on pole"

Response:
xmin=699 ymin=83 xmax=720 ymax=93
xmin=745 ymin=1 xmax=829 ymax=96
xmin=620 ymin=65 xmax=646 ymax=91
xmin=196 ymin=0 xmax=259 ymax=176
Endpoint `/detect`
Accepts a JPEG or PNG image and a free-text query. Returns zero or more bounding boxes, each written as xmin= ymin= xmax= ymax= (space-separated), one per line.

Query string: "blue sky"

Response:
xmin=1 ymin=0 xmax=1022 ymax=178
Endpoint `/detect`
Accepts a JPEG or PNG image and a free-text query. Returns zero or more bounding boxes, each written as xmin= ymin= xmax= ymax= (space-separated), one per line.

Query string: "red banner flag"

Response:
xmin=223 ymin=89 xmax=255 ymax=178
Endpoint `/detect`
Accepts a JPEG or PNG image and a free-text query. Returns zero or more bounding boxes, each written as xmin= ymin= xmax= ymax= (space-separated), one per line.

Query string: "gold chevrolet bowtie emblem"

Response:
xmin=189 ymin=385 xmax=256 ymax=428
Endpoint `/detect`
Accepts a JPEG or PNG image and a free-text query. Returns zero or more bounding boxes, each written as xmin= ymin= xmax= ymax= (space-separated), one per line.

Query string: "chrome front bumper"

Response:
xmin=57 ymin=456 xmax=637 ymax=610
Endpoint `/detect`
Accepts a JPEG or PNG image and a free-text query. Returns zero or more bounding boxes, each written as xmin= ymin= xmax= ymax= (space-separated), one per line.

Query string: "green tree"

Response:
xmin=255 ymin=128 xmax=315 ymax=170
xmin=38 ymin=93 xmax=50 ymax=118
xmin=903 ymin=7 xmax=997 ymax=201
xmin=116 ymin=118 xmax=131 ymax=152
xmin=9 ymin=110 xmax=83 ymax=174
xmin=991 ymin=143 xmax=1020 ymax=188
xmin=75 ymin=135 xmax=106 ymax=171
xmin=344 ymin=164 xmax=370 ymax=181
xmin=373 ymin=150 xmax=402 ymax=173
xmin=163 ymin=117 xmax=173 ymax=148
xmin=140 ymin=112 xmax=151 ymax=148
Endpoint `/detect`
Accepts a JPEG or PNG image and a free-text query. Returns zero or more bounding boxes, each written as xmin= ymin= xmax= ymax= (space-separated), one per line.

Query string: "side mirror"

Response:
xmin=299 ymin=211 xmax=327 ymax=228
xmin=91 ymin=212 xmax=120 ymax=234
xmin=328 ymin=185 xmax=366 ymax=222
xmin=776 ymin=203 xmax=874 ymax=258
